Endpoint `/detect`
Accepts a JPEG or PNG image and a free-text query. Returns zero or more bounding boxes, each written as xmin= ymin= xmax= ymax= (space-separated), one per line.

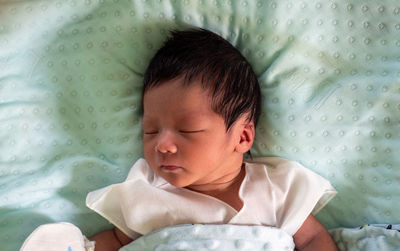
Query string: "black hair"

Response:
xmin=142 ymin=28 xmax=261 ymax=130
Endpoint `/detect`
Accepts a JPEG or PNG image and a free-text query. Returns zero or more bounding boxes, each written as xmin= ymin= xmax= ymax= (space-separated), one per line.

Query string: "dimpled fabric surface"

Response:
xmin=330 ymin=225 xmax=400 ymax=251
xmin=0 ymin=1 xmax=399 ymax=251
xmin=119 ymin=224 xmax=294 ymax=251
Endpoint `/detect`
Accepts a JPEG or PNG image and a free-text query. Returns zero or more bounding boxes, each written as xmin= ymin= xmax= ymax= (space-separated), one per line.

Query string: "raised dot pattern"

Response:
xmin=251 ymin=1 xmax=400 ymax=231
xmin=121 ymin=224 xmax=294 ymax=250
xmin=0 ymin=1 xmax=399 ymax=250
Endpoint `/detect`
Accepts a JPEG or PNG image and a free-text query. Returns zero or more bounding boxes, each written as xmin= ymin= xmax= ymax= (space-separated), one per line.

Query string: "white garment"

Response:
xmin=86 ymin=157 xmax=336 ymax=239
xmin=20 ymin=222 xmax=95 ymax=251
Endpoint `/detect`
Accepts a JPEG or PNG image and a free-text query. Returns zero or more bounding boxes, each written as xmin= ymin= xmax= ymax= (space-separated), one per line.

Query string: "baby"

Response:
xmin=21 ymin=28 xmax=338 ymax=251
xmin=87 ymin=28 xmax=338 ymax=250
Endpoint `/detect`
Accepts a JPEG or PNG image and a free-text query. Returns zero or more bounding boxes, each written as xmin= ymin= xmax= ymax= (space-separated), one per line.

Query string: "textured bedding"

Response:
xmin=1 ymin=0 xmax=400 ymax=251
xmin=119 ymin=224 xmax=294 ymax=251
xmin=123 ymin=224 xmax=400 ymax=251
xmin=330 ymin=225 xmax=400 ymax=251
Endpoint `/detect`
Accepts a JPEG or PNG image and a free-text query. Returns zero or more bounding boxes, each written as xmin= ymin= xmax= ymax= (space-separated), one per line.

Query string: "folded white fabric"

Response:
xmin=20 ymin=222 xmax=95 ymax=251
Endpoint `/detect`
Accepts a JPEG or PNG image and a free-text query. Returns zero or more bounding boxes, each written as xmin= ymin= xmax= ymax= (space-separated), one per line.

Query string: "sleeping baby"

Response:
xmin=21 ymin=28 xmax=338 ymax=251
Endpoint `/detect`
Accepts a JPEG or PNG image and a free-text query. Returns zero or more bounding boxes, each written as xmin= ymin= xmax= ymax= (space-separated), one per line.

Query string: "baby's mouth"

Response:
xmin=160 ymin=165 xmax=182 ymax=171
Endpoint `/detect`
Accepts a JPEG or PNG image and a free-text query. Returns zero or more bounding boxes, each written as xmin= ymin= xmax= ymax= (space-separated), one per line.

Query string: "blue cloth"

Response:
xmin=119 ymin=224 xmax=294 ymax=251
xmin=330 ymin=225 xmax=400 ymax=251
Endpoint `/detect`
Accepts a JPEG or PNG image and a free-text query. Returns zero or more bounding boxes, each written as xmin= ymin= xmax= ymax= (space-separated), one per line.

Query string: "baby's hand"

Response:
xmin=89 ymin=228 xmax=133 ymax=251
xmin=293 ymin=214 xmax=338 ymax=251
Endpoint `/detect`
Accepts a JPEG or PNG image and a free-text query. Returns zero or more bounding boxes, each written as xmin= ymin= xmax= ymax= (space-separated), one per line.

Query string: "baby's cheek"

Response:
xmin=143 ymin=142 xmax=154 ymax=158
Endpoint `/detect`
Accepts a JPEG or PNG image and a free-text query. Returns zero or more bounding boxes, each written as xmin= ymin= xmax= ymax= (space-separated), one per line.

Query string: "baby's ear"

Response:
xmin=235 ymin=120 xmax=255 ymax=153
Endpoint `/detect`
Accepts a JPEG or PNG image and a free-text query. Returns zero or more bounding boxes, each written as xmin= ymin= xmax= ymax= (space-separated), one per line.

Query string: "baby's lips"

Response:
xmin=160 ymin=165 xmax=182 ymax=171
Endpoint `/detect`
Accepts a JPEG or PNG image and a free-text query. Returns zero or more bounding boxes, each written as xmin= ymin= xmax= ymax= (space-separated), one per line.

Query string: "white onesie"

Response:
xmin=86 ymin=157 xmax=336 ymax=239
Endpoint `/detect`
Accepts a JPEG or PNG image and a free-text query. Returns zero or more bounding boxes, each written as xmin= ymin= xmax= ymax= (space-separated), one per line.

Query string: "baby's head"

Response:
xmin=141 ymin=28 xmax=261 ymax=191
xmin=143 ymin=28 xmax=261 ymax=130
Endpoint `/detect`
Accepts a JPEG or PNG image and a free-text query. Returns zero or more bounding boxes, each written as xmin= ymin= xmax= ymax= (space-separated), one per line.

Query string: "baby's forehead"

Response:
xmin=141 ymin=77 xmax=226 ymax=120
xmin=143 ymin=106 xmax=212 ymax=121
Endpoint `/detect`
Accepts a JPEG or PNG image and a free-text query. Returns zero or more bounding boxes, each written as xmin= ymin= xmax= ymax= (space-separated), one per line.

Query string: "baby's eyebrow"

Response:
xmin=141 ymin=117 xmax=156 ymax=125
xmin=178 ymin=116 xmax=210 ymax=125
xmin=142 ymin=109 xmax=213 ymax=125
xmin=179 ymin=110 xmax=210 ymax=119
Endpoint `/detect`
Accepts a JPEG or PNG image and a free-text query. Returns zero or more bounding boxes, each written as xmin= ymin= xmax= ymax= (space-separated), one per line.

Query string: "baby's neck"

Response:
xmin=186 ymin=165 xmax=246 ymax=211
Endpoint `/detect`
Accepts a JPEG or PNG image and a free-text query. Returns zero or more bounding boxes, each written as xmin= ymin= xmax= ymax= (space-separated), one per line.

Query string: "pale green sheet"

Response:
xmin=0 ymin=1 xmax=399 ymax=250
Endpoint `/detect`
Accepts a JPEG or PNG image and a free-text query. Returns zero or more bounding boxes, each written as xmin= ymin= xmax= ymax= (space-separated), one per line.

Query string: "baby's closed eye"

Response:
xmin=179 ymin=130 xmax=205 ymax=134
xmin=142 ymin=129 xmax=205 ymax=135
xmin=143 ymin=130 xmax=159 ymax=135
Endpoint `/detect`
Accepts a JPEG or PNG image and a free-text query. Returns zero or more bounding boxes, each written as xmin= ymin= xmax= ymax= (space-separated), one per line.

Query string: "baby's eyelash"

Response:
xmin=143 ymin=130 xmax=204 ymax=135
xmin=144 ymin=131 xmax=158 ymax=135
xmin=179 ymin=130 xmax=204 ymax=133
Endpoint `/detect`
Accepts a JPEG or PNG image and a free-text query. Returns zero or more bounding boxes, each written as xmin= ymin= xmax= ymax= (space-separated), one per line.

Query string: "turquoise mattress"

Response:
xmin=1 ymin=0 xmax=399 ymax=250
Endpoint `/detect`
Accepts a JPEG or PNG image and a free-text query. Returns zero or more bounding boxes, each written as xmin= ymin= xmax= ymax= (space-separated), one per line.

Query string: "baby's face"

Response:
xmin=142 ymin=78 xmax=244 ymax=191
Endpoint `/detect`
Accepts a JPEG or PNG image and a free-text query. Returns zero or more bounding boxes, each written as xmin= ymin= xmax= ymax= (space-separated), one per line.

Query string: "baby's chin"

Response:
xmin=155 ymin=168 xmax=193 ymax=188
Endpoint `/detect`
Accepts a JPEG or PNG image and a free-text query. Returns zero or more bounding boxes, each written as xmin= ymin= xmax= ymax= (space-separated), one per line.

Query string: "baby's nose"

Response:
xmin=155 ymin=132 xmax=178 ymax=154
